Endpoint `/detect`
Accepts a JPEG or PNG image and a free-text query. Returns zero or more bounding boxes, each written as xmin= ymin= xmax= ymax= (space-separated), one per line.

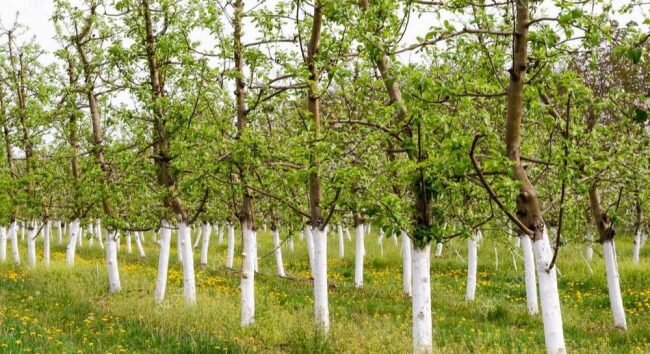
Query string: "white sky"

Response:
xmin=0 ymin=0 xmax=646 ymax=65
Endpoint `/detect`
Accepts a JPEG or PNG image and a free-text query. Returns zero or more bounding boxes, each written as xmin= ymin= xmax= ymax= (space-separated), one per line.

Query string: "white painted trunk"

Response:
xmin=272 ymin=229 xmax=286 ymax=277
xmin=345 ymin=227 xmax=352 ymax=241
xmin=603 ymin=240 xmax=627 ymax=329
xmin=216 ymin=224 xmax=223 ymax=245
xmin=200 ymin=223 xmax=211 ymax=265
xmin=354 ymin=224 xmax=365 ymax=288
xmin=633 ymin=231 xmax=641 ymax=264
xmin=312 ymin=227 xmax=329 ymax=332
xmin=78 ymin=226 xmax=83 ymax=247
xmin=10 ymin=222 xmax=19 ymax=264
xmin=337 ymin=224 xmax=345 ymax=258
xmin=0 ymin=226 xmax=6 ymax=262
xmin=435 ymin=242 xmax=443 ymax=257
xmin=105 ymin=230 xmax=121 ymax=293
xmin=193 ymin=226 xmax=202 ymax=248
xmin=304 ymin=225 xmax=315 ymax=274
xmin=378 ymin=229 xmax=384 ymax=257
xmin=96 ymin=220 xmax=104 ymax=249
xmin=392 ymin=233 xmax=398 ymax=246
xmin=226 ymin=223 xmax=235 ymax=269
xmin=57 ymin=221 xmax=63 ymax=245
xmin=240 ymin=223 xmax=256 ymax=326
xmin=533 ymin=230 xmax=566 ymax=354
xmin=412 ymin=243 xmax=432 ymax=354
xmin=154 ymin=220 xmax=172 ymax=302
xmin=254 ymin=233 xmax=259 ymax=273
xmin=126 ymin=232 xmax=133 ymax=254
xmin=66 ymin=219 xmax=79 ymax=266
xmin=135 ymin=231 xmax=146 ymax=258
xmin=116 ymin=231 xmax=120 ymax=252
xmin=21 ymin=223 xmax=25 ymax=241
xmin=521 ymin=235 xmax=539 ymax=315
xmin=179 ymin=222 xmax=197 ymax=305
xmin=27 ymin=224 xmax=37 ymax=267
xmin=515 ymin=236 xmax=521 ymax=248
xmin=177 ymin=227 xmax=183 ymax=264
xmin=465 ymin=232 xmax=478 ymax=301
xmin=402 ymin=231 xmax=412 ymax=297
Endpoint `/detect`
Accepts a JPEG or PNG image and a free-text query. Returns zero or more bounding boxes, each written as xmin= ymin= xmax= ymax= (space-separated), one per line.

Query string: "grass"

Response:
xmin=0 ymin=227 xmax=649 ymax=353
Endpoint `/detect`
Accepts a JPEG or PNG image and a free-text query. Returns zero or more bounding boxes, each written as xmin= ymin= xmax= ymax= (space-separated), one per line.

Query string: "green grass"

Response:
xmin=1 ymin=228 xmax=649 ymax=353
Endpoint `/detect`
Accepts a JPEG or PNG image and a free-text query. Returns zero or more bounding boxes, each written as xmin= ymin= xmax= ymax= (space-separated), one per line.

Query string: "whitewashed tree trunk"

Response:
xmin=378 ymin=229 xmax=385 ymax=257
xmin=0 ymin=226 xmax=6 ymax=262
xmin=345 ymin=227 xmax=352 ymax=241
xmin=412 ymin=243 xmax=432 ymax=354
xmin=105 ymin=230 xmax=121 ymax=293
xmin=200 ymin=222 xmax=211 ymax=265
xmin=240 ymin=222 xmax=256 ymax=326
xmin=254 ymin=232 xmax=259 ymax=273
xmin=337 ymin=224 xmax=345 ymax=258
xmin=216 ymin=224 xmax=223 ymax=245
xmin=354 ymin=224 xmax=365 ymax=288
xmin=226 ymin=223 xmax=235 ymax=269
xmin=135 ymin=231 xmax=146 ymax=258
xmin=116 ymin=231 xmax=121 ymax=252
xmin=66 ymin=219 xmax=79 ymax=266
xmin=57 ymin=221 xmax=63 ymax=245
xmin=633 ymin=231 xmax=641 ymax=264
xmin=43 ymin=220 xmax=50 ymax=268
xmin=603 ymin=240 xmax=627 ymax=329
xmin=193 ymin=225 xmax=202 ymax=249
xmin=177 ymin=227 xmax=183 ymax=264
xmin=435 ymin=242 xmax=443 ymax=257
xmin=392 ymin=232 xmax=398 ymax=246
xmin=312 ymin=226 xmax=329 ymax=332
xmin=304 ymin=225 xmax=315 ymax=274
xmin=154 ymin=220 xmax=172 ymax=302
xmin=21 ymin=222 xmax=25 ymax=241
xmin=515 ymin=236 xmax=521 ymax=248
xmin=402 ymin=230 xmax=412 ymax=297
xmin=179 ymin=222 xmax=197 ymax=305
xmin=78 ymin=226 xmax=83 ymax=247
xmin=27 ymin=223 xmax=37 ymax=267
xmin=96 ymin=220 xmax=104 ymax=249
xmin=533 ymin=229 xmax=566 ymax=354
xmin=521 ymin=235 xmax=539 ymax=315
xmin=466 ymin=232 xmax=478 ymax=301
xmin=9 ymin=222 xmax=19 ymax=264
xmin=126 ymin=232 xmax=133 ymax=254
xmin=272 ymin=228 xmax=286 ymax=277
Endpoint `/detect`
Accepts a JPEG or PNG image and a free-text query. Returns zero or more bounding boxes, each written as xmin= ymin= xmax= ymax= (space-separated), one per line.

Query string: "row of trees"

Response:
xmin=0 ymin=0 xmax=648 ymax=352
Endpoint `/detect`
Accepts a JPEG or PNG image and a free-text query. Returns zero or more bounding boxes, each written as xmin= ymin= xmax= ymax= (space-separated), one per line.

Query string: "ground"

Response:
xmin=0 ymin=227 xmax=649 ymax=353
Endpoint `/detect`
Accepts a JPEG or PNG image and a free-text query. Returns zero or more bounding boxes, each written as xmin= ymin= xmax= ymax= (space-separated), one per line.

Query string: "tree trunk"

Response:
xmin=27 ymin=222 xmax=36 ymax=267
xmin=66 ymin=219 xmax=79 ymax=266
xmin=200 ymin=222 xmax=211 ymax=265
xmin=401 ymin=230 xmax=413 ymax=297
xmin=155 ymin=220 xmax=172 ymax=302
xmin=226 ymin=223 xmax=235 ymax=269
xmin=272 ymin=227 xmax=286 ymax=277
xmin=179 ymin=222 xmax=196 ymax=304
xmin=126 ymin=232 xmax=133 ymax=254
xmin=0 ymin=226 xmax=6 ymax=262
xmin=412 ymin=243 xmax=432 ymax=354
xmin=240 ymin=221 xmax=256 ymax=326
xmin=337 ymin=224 xmax=345 ymax=258
xmin=520 ymin=233 xmax=539 ymax=315
xmin=603 ymin=240 xmax=627 ymax=329
xmin=135 ymin=231 xmax=146 ymax=258
xmin=312 ymin=226 xmax=329 ymax=331
xmin=106 ymin=230 xmax=121 ymax=293
xmin=465 ymin=231 xmax=478 ymax=301
xmin=354 ymin=222 xmax=365 ymax=288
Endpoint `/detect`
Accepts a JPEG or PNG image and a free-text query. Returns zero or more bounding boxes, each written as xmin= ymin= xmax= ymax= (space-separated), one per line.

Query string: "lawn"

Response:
xmin=0 ymin=227 xmax=649 ymax=353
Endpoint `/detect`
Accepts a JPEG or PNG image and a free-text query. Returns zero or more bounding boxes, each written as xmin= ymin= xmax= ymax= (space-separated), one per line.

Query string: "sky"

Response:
xmin=0 ymin=0 xmax=646 ymax=65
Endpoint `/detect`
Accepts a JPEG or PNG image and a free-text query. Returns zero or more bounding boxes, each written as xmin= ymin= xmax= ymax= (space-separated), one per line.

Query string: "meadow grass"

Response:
xmin=0 ymin=227 xmax=649 ymax=353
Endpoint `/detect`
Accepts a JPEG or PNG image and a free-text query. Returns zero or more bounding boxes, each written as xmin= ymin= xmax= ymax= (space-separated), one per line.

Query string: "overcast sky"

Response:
xmin=0 ymin=0 xmax=646 ymax=65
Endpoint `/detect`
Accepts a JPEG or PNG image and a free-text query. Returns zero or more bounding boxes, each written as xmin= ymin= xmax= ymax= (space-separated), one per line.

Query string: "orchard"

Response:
xmin=0 ymin=0 xmax=649 ymax=353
